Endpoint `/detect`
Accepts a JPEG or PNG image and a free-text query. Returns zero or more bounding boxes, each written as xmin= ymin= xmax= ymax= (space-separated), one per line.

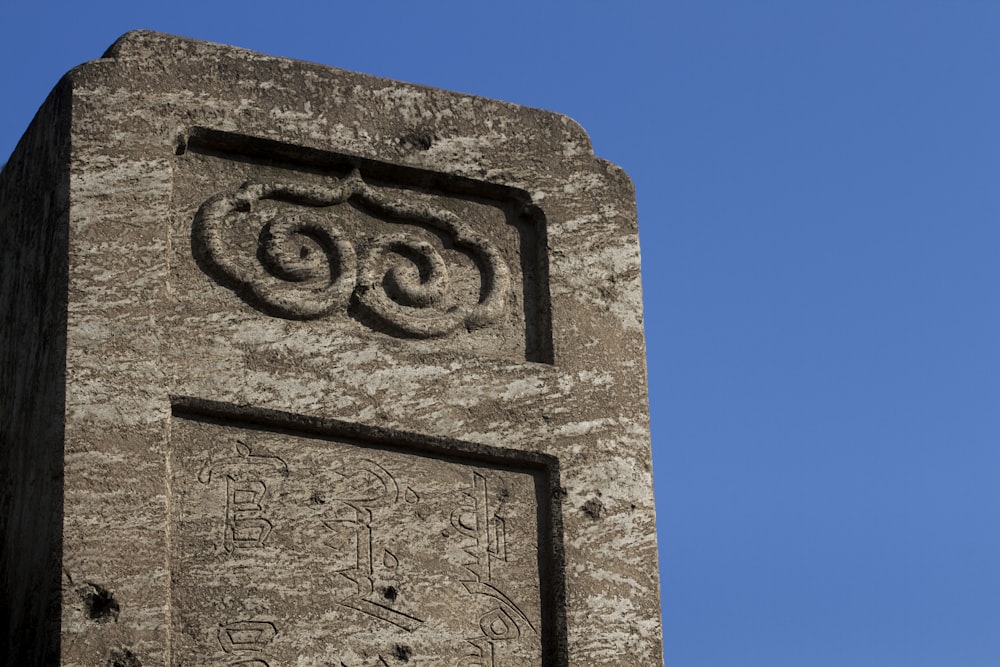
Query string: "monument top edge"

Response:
xmin=72 ymin=30 xmax=598 ymax=158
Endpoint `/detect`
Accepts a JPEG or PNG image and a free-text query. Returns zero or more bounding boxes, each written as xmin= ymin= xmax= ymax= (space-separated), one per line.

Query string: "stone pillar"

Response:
xmin=0 ymin=31 xmax=662 ymax=666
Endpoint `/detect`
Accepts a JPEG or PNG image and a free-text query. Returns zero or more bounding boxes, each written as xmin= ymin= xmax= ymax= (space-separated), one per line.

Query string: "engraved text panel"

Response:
xmin=170 ymin=414 xmax=548 ymax=666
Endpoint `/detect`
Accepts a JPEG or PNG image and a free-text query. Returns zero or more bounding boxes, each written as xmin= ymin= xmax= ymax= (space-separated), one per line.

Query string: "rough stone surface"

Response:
xmin=0 ymin=31 xmax=662 ymax=666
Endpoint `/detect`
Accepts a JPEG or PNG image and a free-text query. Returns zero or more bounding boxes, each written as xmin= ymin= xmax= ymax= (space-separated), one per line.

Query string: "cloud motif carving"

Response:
xmin=192 ymin=169 xmax=510 ymax=338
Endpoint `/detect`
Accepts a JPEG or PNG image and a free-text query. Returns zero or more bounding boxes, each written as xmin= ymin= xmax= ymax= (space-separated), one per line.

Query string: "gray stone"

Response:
xmin=0 ymin=31 xmax=662 ymax=665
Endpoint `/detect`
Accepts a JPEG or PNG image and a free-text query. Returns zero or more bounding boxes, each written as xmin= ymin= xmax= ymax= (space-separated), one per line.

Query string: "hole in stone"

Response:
xmin=399 ymin=131 xmax=434 ymax=151
xmin=394 ymin=643 xmax=412 ymax=661
xmin=81 ymin=584 xmax=120 ymax=623
xmin=107 ymin=647 xmax=141 ymax=667
xmin=581 ymin=497 xmax=604 ymax=520
xmin=382 ymin=585 xmax=398 ymax=601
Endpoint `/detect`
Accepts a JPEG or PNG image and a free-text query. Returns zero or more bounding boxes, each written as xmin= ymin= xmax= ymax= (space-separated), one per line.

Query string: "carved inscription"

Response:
xmin=192 ymin=169 xmax=511 ymax=338
xmin=198 ymin=442 xmax=288 ymax=552
xmin=170 ymin=414 xmax=553 ymax=665
xmin=219 ymin=620 xmax=277 ymax=666
xmin=452 ymin=473 xmax=536 ymax=667
xmin=318 ymin=459 xmax=424 ymax=631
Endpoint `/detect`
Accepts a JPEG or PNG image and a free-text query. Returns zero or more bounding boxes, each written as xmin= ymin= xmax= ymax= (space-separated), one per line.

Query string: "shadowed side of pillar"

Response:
xmin=0 ymin=77 xmax=72 ymax=665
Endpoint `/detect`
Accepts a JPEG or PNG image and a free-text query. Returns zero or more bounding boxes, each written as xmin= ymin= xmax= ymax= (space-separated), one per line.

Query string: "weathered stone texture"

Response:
xmin=0 ymin=79 xmax=71 ymax=666
xmin=1 ymin=31 xmax=662 ymax=665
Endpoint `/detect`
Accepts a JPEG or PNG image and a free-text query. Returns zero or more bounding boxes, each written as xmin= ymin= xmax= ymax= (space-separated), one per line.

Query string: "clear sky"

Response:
xmin=3 ymin=2 xmax=999 ymax=665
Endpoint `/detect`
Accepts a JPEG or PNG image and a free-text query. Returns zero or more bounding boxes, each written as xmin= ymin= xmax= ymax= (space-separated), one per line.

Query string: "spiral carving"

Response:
xmin=255 ymin=215 xmax=356 ymax=319
xmin=192 ymin=169 xmax=511 ymax=337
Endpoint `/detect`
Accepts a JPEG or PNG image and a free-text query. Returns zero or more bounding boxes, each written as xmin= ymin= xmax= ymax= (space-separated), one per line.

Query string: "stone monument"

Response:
xmin=0 ymin=32 xmax=663 ymax=666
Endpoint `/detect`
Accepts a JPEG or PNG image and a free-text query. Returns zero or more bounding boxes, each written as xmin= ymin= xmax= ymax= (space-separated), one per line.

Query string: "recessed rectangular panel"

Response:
xmin=171 ymin=129 xmax=552 ymax=364
xmin=169 ymin=406 xmax=559 ymax=666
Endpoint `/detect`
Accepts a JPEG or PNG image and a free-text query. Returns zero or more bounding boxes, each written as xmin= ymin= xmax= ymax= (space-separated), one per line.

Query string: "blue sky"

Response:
xmin=3 ymin=2 xmax=999 ymax=665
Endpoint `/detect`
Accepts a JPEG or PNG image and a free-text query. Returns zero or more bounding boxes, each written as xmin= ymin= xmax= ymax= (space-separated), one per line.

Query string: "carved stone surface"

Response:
xmin=176 ymin=130 xmax=551 ymax=363
xmin=171 ymin=405 xmax=556 ymax=666
xmin=0 ymin=32 xmax=662 ymax=665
